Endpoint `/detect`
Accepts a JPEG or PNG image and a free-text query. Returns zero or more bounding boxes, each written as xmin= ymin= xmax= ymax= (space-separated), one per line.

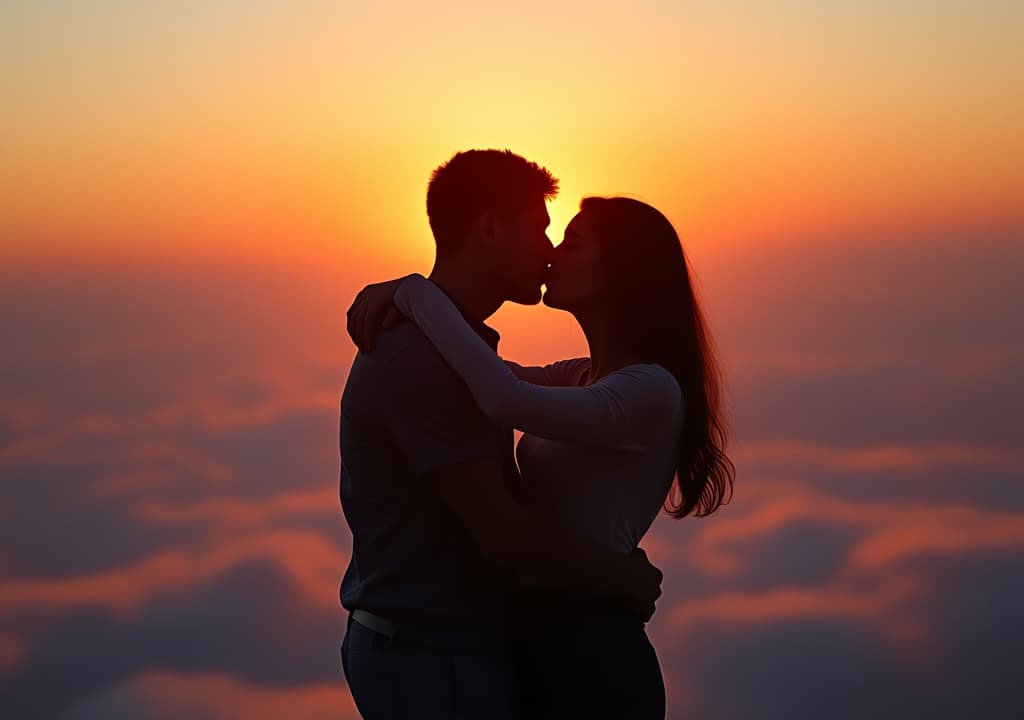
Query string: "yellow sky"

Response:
xmin=2 ymin=1 xmax=1021 ymax=268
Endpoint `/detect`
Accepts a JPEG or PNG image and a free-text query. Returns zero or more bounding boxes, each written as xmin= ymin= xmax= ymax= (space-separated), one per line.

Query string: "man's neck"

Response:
xmin=428 ymin=258 xmax=504 ymax=322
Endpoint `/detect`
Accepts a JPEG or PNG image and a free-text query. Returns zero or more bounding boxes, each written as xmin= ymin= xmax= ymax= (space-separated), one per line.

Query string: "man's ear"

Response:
xmin=477 ymin=210 xmax=499 ymax=246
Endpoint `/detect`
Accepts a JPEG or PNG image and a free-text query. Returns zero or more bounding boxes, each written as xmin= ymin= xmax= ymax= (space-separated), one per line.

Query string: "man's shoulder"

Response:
xmin=375 ymin=318 xmax=437 ymax=354
xmin=343 ymin=319 xmax=493 ymax=433
xmin=348 ymin=320 xmax=465 ymax=389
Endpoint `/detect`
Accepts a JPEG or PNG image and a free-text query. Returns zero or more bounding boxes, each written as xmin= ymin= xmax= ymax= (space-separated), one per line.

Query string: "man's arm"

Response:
xmin=427 ymin=458 xmax=662 ymax=618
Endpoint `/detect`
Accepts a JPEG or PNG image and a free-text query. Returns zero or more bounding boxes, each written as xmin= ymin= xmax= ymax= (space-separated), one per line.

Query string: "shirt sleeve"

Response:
xmin=506 ymin=358 xmax=592 ymax=386
xmin=394 ymin=274 xmax=683 ymax=450
xmin=382 ymin=331 xmax=502 ymax=475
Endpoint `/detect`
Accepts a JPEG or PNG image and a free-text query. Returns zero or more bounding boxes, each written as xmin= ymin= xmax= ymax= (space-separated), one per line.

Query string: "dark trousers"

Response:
xmin=515 ymin=612 xmax=666 ymax=720
xmin=341 ymin=614 xmax=519 ymax=719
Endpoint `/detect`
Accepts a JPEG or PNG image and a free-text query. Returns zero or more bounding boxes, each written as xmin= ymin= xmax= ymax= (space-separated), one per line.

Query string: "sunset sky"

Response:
xmin=2 ymin=2 xmax=1023 ymax=718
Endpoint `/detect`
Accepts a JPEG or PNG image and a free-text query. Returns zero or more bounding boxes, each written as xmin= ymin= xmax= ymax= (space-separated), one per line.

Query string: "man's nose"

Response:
xmin=543 ymin=236 xmax=557 ymax=262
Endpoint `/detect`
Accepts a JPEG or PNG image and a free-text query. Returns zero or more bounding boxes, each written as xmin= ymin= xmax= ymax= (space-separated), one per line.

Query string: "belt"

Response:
xmin=349 ymin=609 xmax=507 ymax=653
xmin=351 ymin=608 xmax=397 ymax=638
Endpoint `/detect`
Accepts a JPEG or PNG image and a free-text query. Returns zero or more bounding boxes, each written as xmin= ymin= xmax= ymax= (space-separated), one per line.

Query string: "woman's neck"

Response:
xmin=577 ymin=312 xmax=645 ymax=383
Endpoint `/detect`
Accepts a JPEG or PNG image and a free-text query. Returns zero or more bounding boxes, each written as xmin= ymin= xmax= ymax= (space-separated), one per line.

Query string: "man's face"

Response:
xmin=488 ymin=199 xmax=554 ymax=305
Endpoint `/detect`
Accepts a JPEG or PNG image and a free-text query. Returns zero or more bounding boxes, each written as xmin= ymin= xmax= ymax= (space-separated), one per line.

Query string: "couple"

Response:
xmin=339 ymin=149 xmax=733 ymax=719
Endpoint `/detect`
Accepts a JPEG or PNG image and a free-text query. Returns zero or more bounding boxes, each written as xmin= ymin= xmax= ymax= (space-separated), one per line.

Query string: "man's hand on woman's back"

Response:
xmin=625 ymin=546 xmax=663 ymax=622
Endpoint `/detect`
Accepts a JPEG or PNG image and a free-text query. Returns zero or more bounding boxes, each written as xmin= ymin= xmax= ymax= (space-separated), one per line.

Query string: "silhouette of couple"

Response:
xmin=339 ymin=149 xmax=734 ymax=719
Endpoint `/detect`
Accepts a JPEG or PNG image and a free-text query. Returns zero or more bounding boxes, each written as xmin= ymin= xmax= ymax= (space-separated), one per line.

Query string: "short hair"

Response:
xmin=426 ymin=149 xmax=559 ymax=255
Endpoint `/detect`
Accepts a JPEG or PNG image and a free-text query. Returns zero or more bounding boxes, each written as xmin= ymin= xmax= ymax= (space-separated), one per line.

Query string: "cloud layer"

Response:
xmin=2 ymin=236 xmax=1022 ymax=719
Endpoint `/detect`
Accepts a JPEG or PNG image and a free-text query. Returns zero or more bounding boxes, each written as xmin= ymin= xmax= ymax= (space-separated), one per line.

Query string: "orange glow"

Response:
xmin=3 ymin=2 xmax=1021 ymax=271
xmin=848 ymin=510 xmax=1024 ymax=572
xmin=0 ymin=530 xmax=346 ymax=615
xmin=88 ymin=671 xmax=360 ymax=720
xmin=0 ymin=632 xmax=24 ymax=672
xmin=2 ymin=4 xmax=1022 ymax=716
xmin=667 ymin=575 xmax=923 ymax=630
xmin=689 ymin=483 xmax=1024 ymax=579
xmin=664 ymin=575 xmax=932 ymax=657
xmin=732 ymin=442 xmax=1024 ymax=474
xmin=135 ymin=489 xmax=337 ymax=527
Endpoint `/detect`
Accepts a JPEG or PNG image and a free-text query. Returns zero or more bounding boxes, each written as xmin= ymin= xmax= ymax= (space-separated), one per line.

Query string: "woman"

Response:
xmin=360 ymin=196 xmax=733 ymax=718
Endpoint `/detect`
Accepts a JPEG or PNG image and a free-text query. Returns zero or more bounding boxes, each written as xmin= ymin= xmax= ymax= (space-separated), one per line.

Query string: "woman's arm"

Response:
xmin=505 ymin=358 xmax=591 ymax=386
xmin=395 ymin=274 xmax=682 ymax=448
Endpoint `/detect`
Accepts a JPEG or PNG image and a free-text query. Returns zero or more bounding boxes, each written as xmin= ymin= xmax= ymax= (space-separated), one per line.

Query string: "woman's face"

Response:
xmin=542 ymin=211 xmax=606 ymax=313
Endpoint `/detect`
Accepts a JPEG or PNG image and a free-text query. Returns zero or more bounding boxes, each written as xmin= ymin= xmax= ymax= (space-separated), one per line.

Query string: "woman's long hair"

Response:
xmin=579 ymin=196 xmax=734 ymax=518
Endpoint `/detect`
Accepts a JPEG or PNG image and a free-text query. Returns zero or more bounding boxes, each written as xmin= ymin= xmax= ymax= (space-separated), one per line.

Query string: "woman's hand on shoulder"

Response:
xmin=346 ymin=276 xmax=409 ymax=352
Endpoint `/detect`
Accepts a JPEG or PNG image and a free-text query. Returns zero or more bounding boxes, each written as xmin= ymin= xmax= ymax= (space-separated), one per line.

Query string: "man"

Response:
xmin=339 ymin=149 xmax=661 ymax=719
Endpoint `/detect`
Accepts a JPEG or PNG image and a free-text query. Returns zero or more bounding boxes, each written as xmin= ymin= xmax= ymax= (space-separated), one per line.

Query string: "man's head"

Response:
xmin=427 ymin=149 xmax=558 ymax=305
